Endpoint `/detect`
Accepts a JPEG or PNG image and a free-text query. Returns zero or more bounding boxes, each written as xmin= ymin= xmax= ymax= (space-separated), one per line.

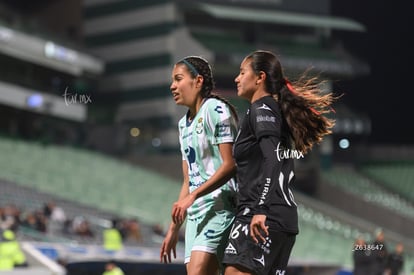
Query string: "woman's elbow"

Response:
xmin=225 ymin=161 xmax=237 ymax=176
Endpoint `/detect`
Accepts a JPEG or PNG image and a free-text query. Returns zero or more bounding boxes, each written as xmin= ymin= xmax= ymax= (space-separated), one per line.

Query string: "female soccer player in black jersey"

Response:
xmin=223 ymin=50 xmax=336 ymax=275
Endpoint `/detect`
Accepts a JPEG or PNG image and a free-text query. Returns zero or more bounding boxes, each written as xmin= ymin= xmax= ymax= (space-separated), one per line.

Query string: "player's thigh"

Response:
xmin=224 ymin=264 xmax=254 ymax=275
xmin=187 ymin=250 xmax=219 ymax=275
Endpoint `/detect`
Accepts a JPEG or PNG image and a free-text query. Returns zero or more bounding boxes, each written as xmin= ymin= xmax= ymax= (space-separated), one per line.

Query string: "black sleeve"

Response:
xmin=249 ymin=102 xmax=283 ymax=214
xmin=255 ymin=135 xmax=283 ymax=214
xmin=249 ymin=103 xmax=281 ymax=139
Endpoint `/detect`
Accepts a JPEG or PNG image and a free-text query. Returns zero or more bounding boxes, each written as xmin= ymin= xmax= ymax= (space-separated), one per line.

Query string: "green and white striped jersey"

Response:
xmin=178 ymin=98 xmax=238 ymax=219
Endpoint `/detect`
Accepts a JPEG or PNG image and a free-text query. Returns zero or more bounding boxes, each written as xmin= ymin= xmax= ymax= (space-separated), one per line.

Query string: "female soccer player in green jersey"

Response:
xmin=160 ymin=56 xmax=239 ymax=275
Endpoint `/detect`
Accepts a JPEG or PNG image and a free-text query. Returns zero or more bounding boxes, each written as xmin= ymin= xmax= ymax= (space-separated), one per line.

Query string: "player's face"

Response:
xmin=235 ymin=58 xmax=259 ymax=101
xmin=170 ymin=64 xmax=200 ymax=107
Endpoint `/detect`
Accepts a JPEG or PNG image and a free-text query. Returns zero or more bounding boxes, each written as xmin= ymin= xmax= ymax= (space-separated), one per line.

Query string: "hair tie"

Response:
xmin=181 ymin=59 xmax=199 ymax=76
xmin=284 ymin=78 xmax=321 ymax=116
xmin=284 ymin=78 xmax=296 ymax=95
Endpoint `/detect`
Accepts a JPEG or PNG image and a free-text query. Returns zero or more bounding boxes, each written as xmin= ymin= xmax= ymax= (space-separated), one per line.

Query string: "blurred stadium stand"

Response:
xmin=320 ymin=166 xmax=414 ymax=235
xmin=1 ymin=136 xmax=414 ymax=274
xmin=1 ymin=0 xmax=413 ymax=274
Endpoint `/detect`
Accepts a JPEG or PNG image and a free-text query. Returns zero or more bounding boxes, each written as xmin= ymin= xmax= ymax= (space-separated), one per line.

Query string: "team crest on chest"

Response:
xmin=196 ymin=117 xmax=204 ymax=134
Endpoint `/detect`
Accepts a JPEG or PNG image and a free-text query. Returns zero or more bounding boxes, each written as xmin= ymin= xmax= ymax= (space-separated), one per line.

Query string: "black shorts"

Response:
xmin=222 ymin=219 xmax=296 ymax=275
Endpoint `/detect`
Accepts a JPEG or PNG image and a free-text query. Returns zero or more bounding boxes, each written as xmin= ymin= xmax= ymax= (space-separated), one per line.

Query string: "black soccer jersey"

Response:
xmin=233 ymin=96 xmax=298 ymax=234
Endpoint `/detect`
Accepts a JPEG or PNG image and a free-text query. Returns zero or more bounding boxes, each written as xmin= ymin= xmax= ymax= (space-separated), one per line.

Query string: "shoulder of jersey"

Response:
xmin=205 ymin=97 xmax=228 ymax=113
xmin=256 ymin=103 xmax=272 ymax=111
xmin=206 ymin=97 xmax=222 ymax=106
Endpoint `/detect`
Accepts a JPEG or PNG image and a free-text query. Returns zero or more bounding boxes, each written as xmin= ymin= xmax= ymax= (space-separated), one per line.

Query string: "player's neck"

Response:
xmin=251 ymin=89 xmax=271 ymax=103
xmin=188 ymin=97 xmax=206 ymax=121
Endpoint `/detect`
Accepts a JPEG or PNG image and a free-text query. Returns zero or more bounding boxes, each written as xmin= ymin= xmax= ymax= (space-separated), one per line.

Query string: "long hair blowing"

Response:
xmin=247 ymin=50 xmax=336 ymax=154
xmin=279 ymin=74 xmax=336 ymax=154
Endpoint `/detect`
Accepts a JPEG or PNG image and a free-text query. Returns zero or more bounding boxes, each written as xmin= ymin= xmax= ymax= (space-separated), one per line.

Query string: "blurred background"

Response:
xmin=0 ymin=0 xmax=412 ymax=274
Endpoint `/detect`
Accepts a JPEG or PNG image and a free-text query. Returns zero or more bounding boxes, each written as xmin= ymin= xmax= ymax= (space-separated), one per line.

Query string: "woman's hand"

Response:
xmin=160 ymin=227 xmax=179 ymax=263
xmin=250 ymin=214 xmax=269 ymax=243
xmin=171 ymin=193 xmax=195 ymax=224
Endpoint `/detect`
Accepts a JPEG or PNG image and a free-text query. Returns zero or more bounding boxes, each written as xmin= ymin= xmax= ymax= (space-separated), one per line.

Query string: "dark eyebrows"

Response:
xmin=173 ymin=73 xmax=184 ymax=79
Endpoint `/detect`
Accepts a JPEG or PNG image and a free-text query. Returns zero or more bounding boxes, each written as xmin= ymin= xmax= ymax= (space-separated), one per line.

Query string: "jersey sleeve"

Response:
xmin=250 ymin=102 xmax=283 ymax=214
xmin=256 ymin=136 xmax=282 ymax=214
xmin=249 ymin=102 xmax=282 ymax=139
xmin=205 ymin=99 xmax=237 ymax=145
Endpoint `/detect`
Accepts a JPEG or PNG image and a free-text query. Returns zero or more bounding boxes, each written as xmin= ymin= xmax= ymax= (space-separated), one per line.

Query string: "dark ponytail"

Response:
xmin=278 ymin=76 xmax=335 ymax=154
xmin=246 ymin=50 xmax=336 ymax=154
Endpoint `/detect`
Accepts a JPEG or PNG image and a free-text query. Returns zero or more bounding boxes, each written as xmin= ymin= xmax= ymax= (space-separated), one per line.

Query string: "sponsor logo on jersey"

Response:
xmin=214 ymin=105 xmax=223 ymax=114
xmin=195 ymin=117 xmax=203 ymax=134
xmin=182 ymin=132 xmax=192 ymax=139
xmin=257 ymin=103 xmax=272 ymax=111
xmin=253 ymin=254 xmax=265 ymax=266
xmin=275 ymin=142 xmax=304 ymax=161
xmin=225 ymin=243 xmax=237 ymax=254
xmin=275 ymin=270 xmax=286 ymax=275
xmin=216 ymin=123 xmax=232 ymax=138
xmin=189 ymin=180 xmax=203 ymax=188
xmin=204 ymin=229 xmax=216 ymax=239
xmin=258 ymin=178 xmax=271 ymax=205
xmin=257 ymin=236 xmax=272 ymax=254
xmin=256 ymin=115 xmax=276 ymax=123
